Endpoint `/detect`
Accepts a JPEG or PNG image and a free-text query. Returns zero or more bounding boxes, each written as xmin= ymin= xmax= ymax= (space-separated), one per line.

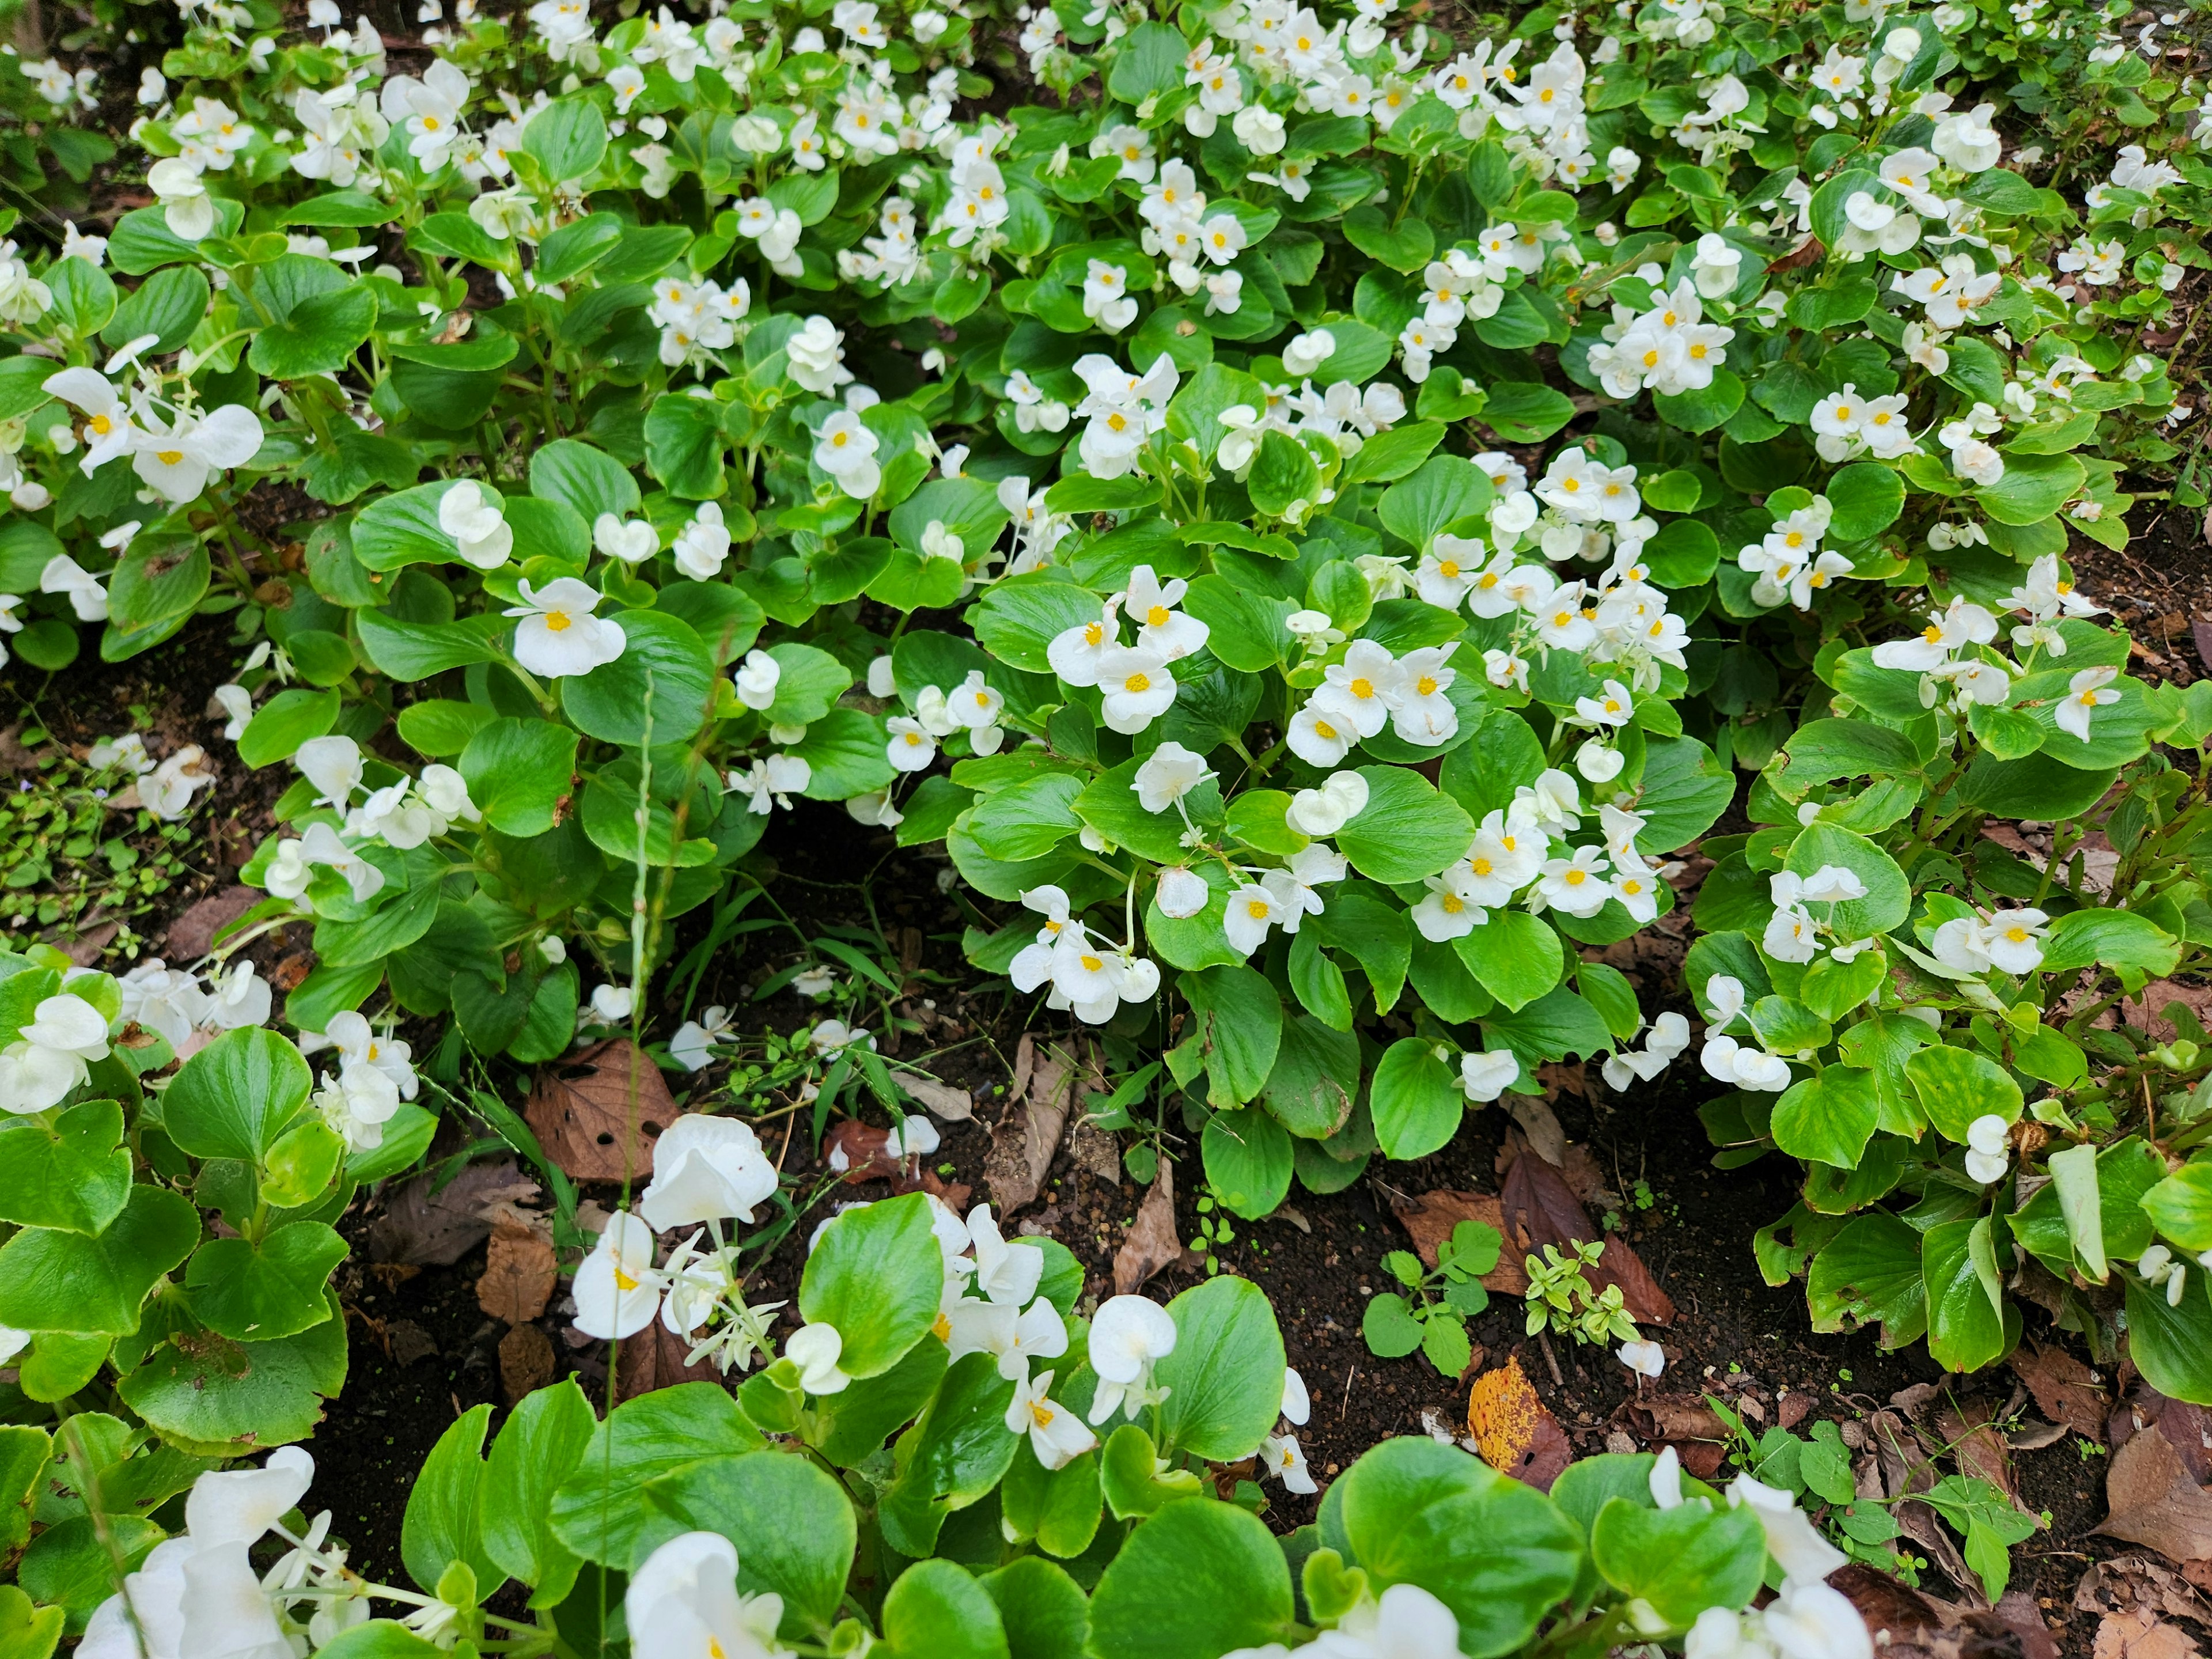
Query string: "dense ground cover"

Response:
xmin=2 ymin=0 xmax=2212 ymax=1650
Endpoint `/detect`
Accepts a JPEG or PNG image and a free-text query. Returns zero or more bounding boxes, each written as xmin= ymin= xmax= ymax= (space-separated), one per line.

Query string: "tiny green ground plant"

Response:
xmin=1361 ymin=1216 xmax=1500 ymax=1376
xmin=1524 ymin=1237 xmax=1642 ymax=1349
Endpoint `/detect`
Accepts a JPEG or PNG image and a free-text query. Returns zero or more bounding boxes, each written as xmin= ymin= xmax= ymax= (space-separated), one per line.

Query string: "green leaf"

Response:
xmin=1106 ymin=20 xmax=1188 ymax=100
xmin=549 ymin=1384 xmax=763 ymax=1569
xmin=1824 ymin=463 xmax=1905 ymax=540
xmin=972 ymin=577 xmax=1103 ymax=675
xmin=1335 ymin=766 xmax=1475 ymax=883
xmin=1976 ymin=451 xmax=2085 ymax=527
xmin=1262 ymin=1016 xmax=1360 ymax=1138
xmin=1453 ymin=911 xmax=1563 ymax=1013
xmin=1591 ymin=1498 xmax=1767 ymax=1630
xmin=645 ymin=395 xmax=727 ymax=498
xmin=459 ymin=717 xmax=578 ymax=838
xmin=1342 ymin=204 xmax=1434 ymax=273
xmin=1923 ymin=1216 xmax=2010 ymax=1373
xmin=1906 ymin=1044 xmax=2022 ymax=1142
xmin=969 ymin=773 xmax=1087 ymax=861
xmin=1202 ymin=1107 xmax=1294 ymax=1219
xmin=2126 ymin=1273 xmax=2212 ymax=1406
xmin=0 ymin=1100 xmax=134 ymax=1234
xmin=799 ymin=1190 xmax=944 ymax=1380
xmin=1785 ymin=821 xmax=1910 ymax=938
xmin=238 ymin=688 xmax=341 ymax=768
xmin=482 ymin=1378 xmax=594 ymax=1604
xmin=0 ymin=1185 xmax=198 ymax=1335
xmin=1480 ymin=382 xmax=1578 ymax=445
xmin=1332 ymin=1437 xmax=1585 ymax=1657
xmin=980 ymin=1558 xmax=1090 ymax=1659
xmin=1088 ymin=1499 xmax=1294 ymax=1659
xmin=1377 ymin=456 xmax=1494 ymax=550
xmin=2143 ymin=1162 xmax=2212 ymax=1254
xmin=524 ymin=97 xmax=609 ymax=182
xmin=647 ymin=1450 xmax=859 ymax=1638
xmin=1370 ymin=1038 xmax=1464 ymax=1160
xmin=249 ymin=285 xmax=377 ymax=379
xmin=1155 ymin=1275 xmax=1287 ymax=1461
xmin=163 ymin=1027 xmax=312 ymax=1162
xmin=1362 ymin=1291 xmax=1425 ymax=1358
xmin=1342 ymin=421 xmax=1447 ymax=484
xmin=403 ymin=1405 xmax=506 ymax=1599
xmin=107 ymin=265 xmax=209 ymax=355
xmin=881 ymin=1559 xmax=1010 ymax=1659
xmin=2039 ymin=909 xmax=2180 ymax=984
xmin=1771 ymin=1067 xmax=1880 ymax=1171
xmin=764 ymin=641 xmax=854 ymax=725
xmin=1249 ymin=431 xmax=1322 ymax=517
xmin=1808 ymin=1213 xmax=1927 ymax=1347
xmin=1652 ymin=368 xmax=1744 ymax=434
xmin=877 ymin=1351 xmax=1020 ymax=1558
xmin=185 ymin=1222 xmax=348 ymax=1342
xmin=559 ymin=611 xmax=715 ymax=745
xmin=1181 ymin=964 xmax=1283 ymax=1107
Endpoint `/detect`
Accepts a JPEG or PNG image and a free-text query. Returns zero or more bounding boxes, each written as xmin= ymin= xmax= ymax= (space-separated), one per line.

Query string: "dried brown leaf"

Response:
xmin=2008 ymin=1342 xmax=2108 ymax=1441
xmin=1467 ymin=1357 xmax=1570 ymax=1489
xmin=1113 ymin=1160 xmax=1182 ymax=1296
xmin=2115 ymin=1389 xmax=2212 ymax=1487
xmin=2100 ymin=1422 xmax=2212 ymax=1566
xmin=525 ymin=1040 xmax=675 ymax=1183
xmin=164 ymin=886 xmax=264 ymax=960
xmin=892 ymin=1069 xmax=974 ymax=1121
xmin=2097 ymin=1607 xmax=2204 ymax=1659
xmin=367 ymin=1161 xmax=541 ymax=1266
xmin=498 ymin=1324 xmax=556 ymax=1404
xmin=1935 ymin=1398 xmax=2017 ymax=1503
xmin=477 ymin=1208 xmax=558 ymax=1324
xmin=1497 ymin=1143 xmax=1674 ymax=1321
xmin=613 ymin=1317 xmax=722 ymax=1400
xmin=986 ymin=1034 xmax=1075 ymax=1213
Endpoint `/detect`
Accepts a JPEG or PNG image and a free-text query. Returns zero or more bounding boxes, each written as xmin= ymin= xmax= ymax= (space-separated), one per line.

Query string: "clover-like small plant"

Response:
xmin=1362 ymin=1217 xmax=1501 ymax=1376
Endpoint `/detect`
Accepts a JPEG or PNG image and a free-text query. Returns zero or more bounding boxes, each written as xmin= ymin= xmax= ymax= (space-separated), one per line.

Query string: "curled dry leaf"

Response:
xmin=477 ymin=1203 xmax=558 ymax=1325
xmin=1466 ymin=1357 xmax=1571 ymax=1492
xmin=2099 ymin=1421 xmax=2212 ymax=1569
xmin=2008 ymin=1342 xmax=2108 ymax=1441
xmin=2095 ymin=1607 xmax=2203 ymax=1659
xmin=2113 ymin=1388 xmax=2212 ymax=1487
xmin=1934 ymin=1398 xmax=2018 ymax=1503
xmin=525 ymin=1039 xmax=675 ymax=1183
xmin=985 ymin=1033 xmax=1076 ymax=1214
xmin=891 ymin=1069 xmax=974 ymax=1121
xmin=1113 ymin=1160 xmax=1181 ymax=1297
xmin=366 ymin=1160 xmax=541 ymax=1267
xmin=1499 ymin=1146 xmax=1675 ymax=1324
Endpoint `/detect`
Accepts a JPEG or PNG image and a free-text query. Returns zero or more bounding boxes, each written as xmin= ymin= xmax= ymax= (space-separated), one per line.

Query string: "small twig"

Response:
xmin=1340 ymin=1365 xmax=1356 ymax=1422
xmin=1536 ymin=1329 xmax=1565 ymax=1387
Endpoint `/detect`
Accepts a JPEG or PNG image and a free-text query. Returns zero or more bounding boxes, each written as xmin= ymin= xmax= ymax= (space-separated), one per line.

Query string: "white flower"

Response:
xmin=968 ymin=1202 xmax=1044 ymax=1306
xmin=574 ymin=1211 xmax=666 ymax=1339
xmin=141 ymin=745 xmax=214 ymax=819
xmin=1964 ymin=1113 xmax=2010 ymax=1185
xmin=1285 ymin=770 xmax=1369 ymax=837
xmin=1689 ymin=233 xmax=1742 ymax=297
xmin=1260 ymin=1433 xmax=1316 ymax=1494
xmin=674 ymin=502 xmax=730 ymax=579
xmin=1759 ymin=1579 xmax=1874 ymax=1659
xmin=130 ymin=404 xmax=264 ymax=503
xmin=592 ymin=983 xmax=637 ymax=1023
xmin=946 ymin=670 xmax=1003 ymax=731
xmin=210 ymin=683 xmax=252 ymax=740
xmin=1097 ymin=645 xmax=1177 ymax=734
xmin=785 ymin=316 xmax=853 ymax=396
xmin=2055 ymin=665 xmax=2120 ymax=742
xmin=505 ymin=578 xmax=627 ymax=679
xmin=1282 ymin=328 xmax=1336 ymax=377
xmin=1134 ymin=742 xmax=1214 ymax=813
xmin=40 ymin=554 xmax=109 ymax=621
xmin=642 ymin=1115 xmax=778 ymax=1229
xmin=1460 ymin=1048 xmax=1520 ymax=1103
xmin=814 ymin=408 xmax=882 ymax=498
xmin=1124 ymin=565 xmax=1209 ymax=661
xmin=202 ymin=960 xmax=271 ymax=1030
xmin=624 ymin=1532 xmax=790 ymax=1659
xmin=734 ymin=649 xmax=781 ymax=711
xmin=1618 ymin=1339 xmax=1665 ymax=1378
xmin=1322 ymin=1585 xmax=1464 ymax=1659
xmin=886 ymin=717 xmax=937 ymax=772
xmin=1006 ymin=1369 xmax=1098 ymax=1469
xmin=669 ymin=1006 xmax=733 ymax=1073
xmin=1155 ymin=867 xmax=1210 ymax=919
xmin=809 ymin=1018 xmax=874 ymax=1057
xmin=148 ymin=155 xmax=215 ymax=241
xmin=1730 ymin=1472 xmax=1848 ymax=1587
xmin=1088 ymin=1294 xmax=1179 ymax=1422
xmin=120 ymin=961 xmax=210 ymax=1048
xmin=594 ymin=512 xmax=659 ymax=564
xmin=786 ymin=1322 xmax=850 ymax=1394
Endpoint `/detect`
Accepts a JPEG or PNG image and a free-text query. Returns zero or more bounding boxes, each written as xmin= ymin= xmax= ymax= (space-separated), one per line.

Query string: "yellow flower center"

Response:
xmin=1146 ymin=605 xmax=1171 ymax=627
xmin=89 ymin=414 xmax=112 ymax=435
xmin=614 ymin=1269 xmax=638 ymax=1290
xmin=1441 ymin=892 xmax=1464 ymax=914
xmin=157 ymin=449 xmax=183 ymax=465
xmin=1124 ymin=671 xmax=1151 ymax=693
xmin=1314 ymin=718 xmax=1338 ymax=740
xmin=1564 ymin=869 xmax=1586 ymax=885
xmin=1350 ymin=677 xmax=1373 ymax=699
xmin=1246 ymin=899 xmax=1270 ymax=918
xmin=1031 ymin=1401 xmax=1056 ymax=1428
xmin=545 ymin=610 xmax=572 ymax=632
xmin=1417 ymin=676 xmax=1438 ymax=696
xmin=1080 ymin=953 xmax=1103 ymax=971
xmin=1438 ymin=560 xmax=1460 ymax=579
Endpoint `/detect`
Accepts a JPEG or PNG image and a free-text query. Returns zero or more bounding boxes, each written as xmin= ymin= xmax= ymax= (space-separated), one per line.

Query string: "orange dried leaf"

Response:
xmin=1468 ymin=1357 xmax=1543 ymax=1472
